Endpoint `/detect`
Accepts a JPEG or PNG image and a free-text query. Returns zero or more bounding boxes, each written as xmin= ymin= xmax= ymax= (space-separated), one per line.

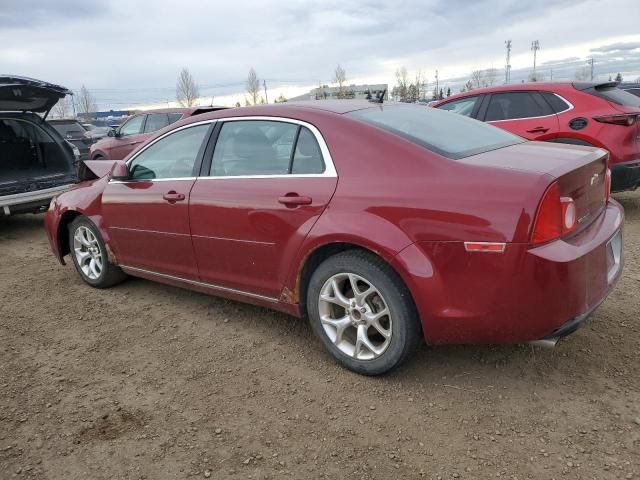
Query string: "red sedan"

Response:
xmin=432 ymin=82 xmax=640 ymax=192
xmin=44 ymin=101 xmax=623 ymax=375
xmin=89 ymin=107 xmax=226 ymax=160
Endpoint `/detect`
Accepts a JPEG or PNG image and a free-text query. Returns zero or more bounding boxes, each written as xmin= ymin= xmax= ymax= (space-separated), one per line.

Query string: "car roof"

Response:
xmin=435 ymin=81 xmax=622 ymax=105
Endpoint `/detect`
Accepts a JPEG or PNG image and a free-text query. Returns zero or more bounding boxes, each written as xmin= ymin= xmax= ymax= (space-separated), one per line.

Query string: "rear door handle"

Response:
xmin=278 ymin=194 xmax=312 ymax=207
xmin=526 ymin=127 xmax=549 ymax=133
xmin=163 ymin=191 xmax=186 ymax=203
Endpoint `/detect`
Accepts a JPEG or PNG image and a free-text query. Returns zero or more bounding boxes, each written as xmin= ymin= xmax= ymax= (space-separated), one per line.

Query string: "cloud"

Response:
xmin=0 ymin=0 xmax=639 ymax=108
xmin=591 ymin=41 xmax=640 ymax=53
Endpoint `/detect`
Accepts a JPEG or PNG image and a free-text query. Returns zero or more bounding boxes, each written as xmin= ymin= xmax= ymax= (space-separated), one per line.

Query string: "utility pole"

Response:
xmin=505 ymin=40 xmax=512 ymax=83
xmin=588 ymin=57 xmax=594 ymax=81
xmin=435 ymin=70 xmax=439 ymax=100
xmin=531 ymin=40 xmax=540 ymax=78
xmin=263 ymin=80 xmax=268 ymax=104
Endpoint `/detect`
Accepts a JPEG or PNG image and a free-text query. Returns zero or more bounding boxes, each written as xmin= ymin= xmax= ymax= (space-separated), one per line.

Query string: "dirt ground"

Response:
xmin=1 ymin=193 xmax=639 ymax=480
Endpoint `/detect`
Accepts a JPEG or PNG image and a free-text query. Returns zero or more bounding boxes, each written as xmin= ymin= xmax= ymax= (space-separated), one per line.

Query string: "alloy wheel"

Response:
xmin=318 ymin=273 xmax=392 ymax=360
xmin=73 ymin=226 xmax=103 ymax=280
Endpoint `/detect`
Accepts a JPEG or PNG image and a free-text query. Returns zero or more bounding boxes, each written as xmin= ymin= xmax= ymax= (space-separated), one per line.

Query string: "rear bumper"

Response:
xmin=611 ymin=159 xmax=640 ymax=192
xmin=0 ymin=184 xmax=73 ymax=216
xmin=394 ymin=201 xmax=624 ymax=345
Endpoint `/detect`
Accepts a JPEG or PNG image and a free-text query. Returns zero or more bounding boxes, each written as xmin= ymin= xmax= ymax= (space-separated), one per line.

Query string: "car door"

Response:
xmin=189 ymin=118 xmax=338 ymax=299
xmin=109 ymin=114 xmax=148 ymax=159
xmin=480 ymin=91 xmax=559 ymax=140
xmin=102 ymin=122 xmax=214 ymax=278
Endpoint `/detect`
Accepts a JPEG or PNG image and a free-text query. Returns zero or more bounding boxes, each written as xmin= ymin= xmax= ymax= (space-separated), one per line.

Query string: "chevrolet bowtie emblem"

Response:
xmin=590 ymin=173 xmax=599 ymax=186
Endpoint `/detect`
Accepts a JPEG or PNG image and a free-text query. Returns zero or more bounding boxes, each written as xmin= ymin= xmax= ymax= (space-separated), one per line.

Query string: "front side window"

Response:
xmin=119 ymin=115 xmax=145 ymax=136
xmin=346 ymin=104 xmax=523 ymax=160
xmin=437 ymin=96 xmax=479 ymax=117
xmin=485 ymin=92 xmax=549 ymax=121
xmin=143 ymin=113 xmax=170 ymax=133
xmin=211 ymin=120 xmax=299 ymax=176
xmin=128 ymin=124 xmax=210 ymax=180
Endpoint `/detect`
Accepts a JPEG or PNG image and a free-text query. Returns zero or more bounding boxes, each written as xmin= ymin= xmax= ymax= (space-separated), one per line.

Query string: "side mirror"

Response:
xmin=107 ymin=129 xmax=116 ymax=137
xmin=110 ymin=160 xmax=129 ymax=180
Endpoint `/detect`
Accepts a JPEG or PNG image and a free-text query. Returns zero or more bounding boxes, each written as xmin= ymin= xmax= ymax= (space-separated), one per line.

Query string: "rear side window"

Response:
xmin=346 ymin=105 xmax=523 ymax=159
xmin=436 ymin=96 xmax=479 ymax=117
xmin=143 ymin=113 xmax=170 ymax=133
xmin=168 ymin=113 xmax=183 ymax=124
xmin=292 ymin=127 xmax=324 ymax=174
xmin=210 ymin=121 xmax=325 ymax=176
xmin=583 ymin=85 xmax=640 ymax=107
xmin=541 ymin=92 xmax=571 ymax=113
xmin=485 ymin=92 xmax=551 ymax=121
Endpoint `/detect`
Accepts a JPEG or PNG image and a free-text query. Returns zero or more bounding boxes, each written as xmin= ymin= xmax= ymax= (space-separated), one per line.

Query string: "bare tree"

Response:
xmin=52 ymin=96 xmax=72 ymax=119
xmin=574 ymin=67 xmax=591 ymax=81
xmin=394 ymin=67 xmax=409 ymax=101
xmin=246 ymin=67 xmax=261 ymax=105
xmin=76 ymin=85 xmax=97 ymax=120
xmin=485 ymin=67 xmax=499 ymax=86
xmin=333 ymin=64 xmax=347 ymax=99
xmin=414 ymin=70 xmax=426 ymax=100
xmin=528 ymin=71 xmax=546 ymax=82
xmin=176 ymin=68 xmax=200 ymax=107
xmin=470 ymin=70 xmax=485 ymax=89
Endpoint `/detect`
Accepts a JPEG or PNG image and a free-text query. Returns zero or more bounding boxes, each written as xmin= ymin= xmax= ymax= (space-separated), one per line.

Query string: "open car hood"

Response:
xmin=0 ymin=75 xmax=71 ymax=115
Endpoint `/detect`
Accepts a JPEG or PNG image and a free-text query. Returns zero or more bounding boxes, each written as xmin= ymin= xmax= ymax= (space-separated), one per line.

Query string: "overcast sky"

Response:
xmin=1 ymin=0 xmax=640 ymax=109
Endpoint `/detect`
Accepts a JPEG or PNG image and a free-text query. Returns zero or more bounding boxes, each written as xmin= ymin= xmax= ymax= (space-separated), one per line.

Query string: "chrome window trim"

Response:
xmin=200 ymin=116 xmax=337 ymax=179
xmin=487 ymin=92 xmax=574 ymax=124
xmin=120 ymin=264 xmax=279 ymax=303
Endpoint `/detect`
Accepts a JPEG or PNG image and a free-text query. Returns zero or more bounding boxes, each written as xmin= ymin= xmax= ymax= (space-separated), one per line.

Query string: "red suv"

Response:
xmin=89 ymin=107 xmax=226 ymax=160
xmin=433 ymin=82 xmax=640 ymax=192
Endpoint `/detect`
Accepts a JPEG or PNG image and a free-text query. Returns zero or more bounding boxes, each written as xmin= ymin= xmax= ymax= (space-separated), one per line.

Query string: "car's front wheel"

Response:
xmin=68 ymin=216 xmax=126 ymax=288
xmin=306 ymin=250 xmax=421 ymax=375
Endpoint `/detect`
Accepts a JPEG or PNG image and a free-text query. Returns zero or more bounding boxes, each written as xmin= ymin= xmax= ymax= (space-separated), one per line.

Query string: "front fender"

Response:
xmin=45 ymin=176 xmax=112 ymax=264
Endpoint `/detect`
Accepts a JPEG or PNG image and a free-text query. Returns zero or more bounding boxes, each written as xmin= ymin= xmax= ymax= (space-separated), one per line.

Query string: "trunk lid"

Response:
xmin=462 ymin=141 xmax=609 ymax=231
xmin=0 ymin=75 xmax=71 ymax=116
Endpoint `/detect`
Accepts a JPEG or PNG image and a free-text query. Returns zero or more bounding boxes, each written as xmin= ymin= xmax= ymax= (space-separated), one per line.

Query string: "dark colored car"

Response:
xmin=48 ymin=119 xmax=93 ymax=160
xmin=45 ymin=102 xmax=622 ymax=375
xmin=432 ymin=82 xmax=640 ymax=192
xmin=0 ymin=75 xmax=78 ymax=216
xmin=89 ymin=107 xmax=226 ymax=160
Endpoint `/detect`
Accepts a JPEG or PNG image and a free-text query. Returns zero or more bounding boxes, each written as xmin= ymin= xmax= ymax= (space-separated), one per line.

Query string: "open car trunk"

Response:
xmin=0 ymin=116 xmax=76 ymax=198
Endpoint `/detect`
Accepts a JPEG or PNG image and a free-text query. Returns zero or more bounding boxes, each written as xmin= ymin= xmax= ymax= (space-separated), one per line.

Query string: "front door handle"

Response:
xmin=526 ymin=127 xmax=549 ymax=134
xmin=163 ymin=191 xmax=186 ymax=203
xmin=278 ymin=194 xmax=312 ymax=207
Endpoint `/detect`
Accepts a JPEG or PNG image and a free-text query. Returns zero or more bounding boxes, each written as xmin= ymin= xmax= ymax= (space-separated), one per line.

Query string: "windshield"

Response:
xmin=346 ymin=104 xmax=523 ymax=159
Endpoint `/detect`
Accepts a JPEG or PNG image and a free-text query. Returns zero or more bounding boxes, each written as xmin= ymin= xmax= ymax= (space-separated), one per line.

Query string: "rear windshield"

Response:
xmin=346 ymin=104 xmax=523 ymax=159
xmin=584 ymin=85 xmax=640 ymax=107
xmin=51 ymin=122 xmax=86 ymax=135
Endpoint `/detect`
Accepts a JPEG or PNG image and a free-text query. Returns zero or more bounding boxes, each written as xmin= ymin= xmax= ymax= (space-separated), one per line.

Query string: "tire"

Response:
xmin=307 ymin=250 xmax=421 ymax=375
xmin=92 ymin=155 xmax=103 ymax=160
xmin=68 ymin=216 xmax=126 ymax=288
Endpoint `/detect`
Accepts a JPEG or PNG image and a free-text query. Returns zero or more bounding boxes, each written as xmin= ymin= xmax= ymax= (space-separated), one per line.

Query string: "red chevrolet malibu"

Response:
xmin=44 ymin=101 xmax=624 ymax=375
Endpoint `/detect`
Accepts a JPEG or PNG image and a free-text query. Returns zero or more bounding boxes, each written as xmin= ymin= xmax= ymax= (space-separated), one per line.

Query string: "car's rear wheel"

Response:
xmin=92 ymin=155 xmax=104 ymax=160
xmin=68 ymin=216 xmax=126 ymax=288
xmin=306 ymin=250 xmax=421 ymax=375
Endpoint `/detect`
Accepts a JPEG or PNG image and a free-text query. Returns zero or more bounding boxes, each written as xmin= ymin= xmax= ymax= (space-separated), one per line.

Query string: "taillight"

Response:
xmin=593 ymin=113 xmax=638 ymax=126
xmin=605 ymin=168 xmax=612 ymax=202
xmin=531 ymin=182 xmax=577 ymax=244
